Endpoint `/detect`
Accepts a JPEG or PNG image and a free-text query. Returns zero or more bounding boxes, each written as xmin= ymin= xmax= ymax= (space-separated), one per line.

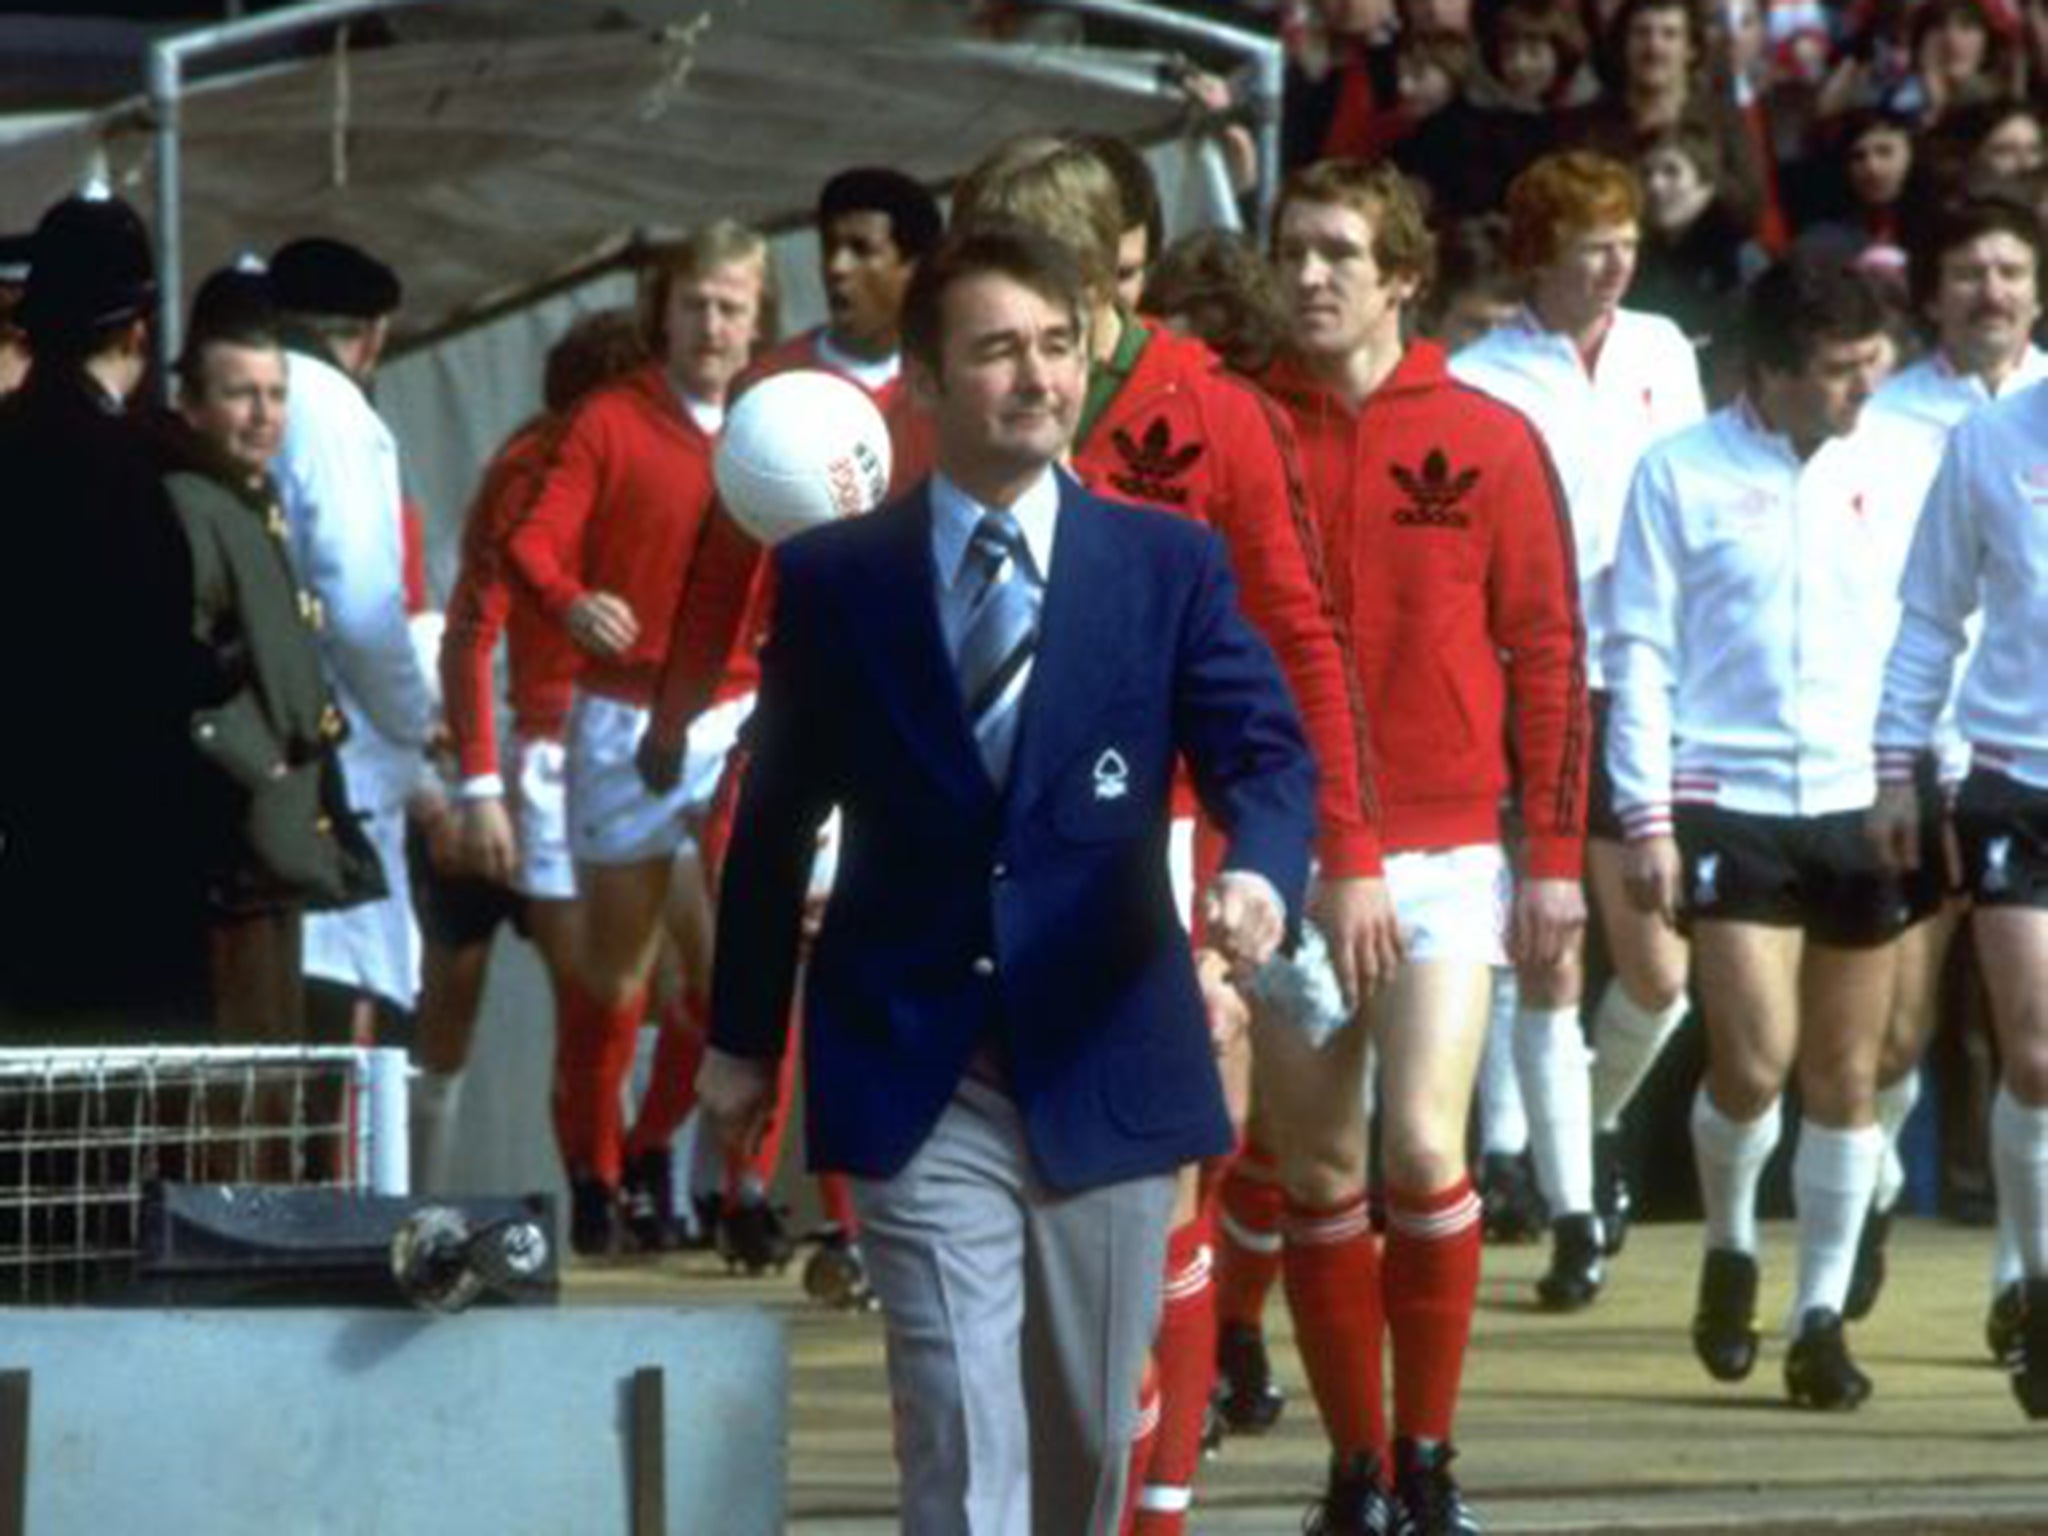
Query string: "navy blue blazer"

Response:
xmin=710 ymin=472 xmax=1317 ymax=1192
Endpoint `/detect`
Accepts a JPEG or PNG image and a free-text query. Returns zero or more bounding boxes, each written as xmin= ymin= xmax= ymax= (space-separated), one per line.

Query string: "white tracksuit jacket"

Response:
xmin=1452 ymin=307 xmax=1706 ymax=690
xmin=1605 ymin=399 xmax=1925 ymax=839
xmin=1875 ymin=378 xmax=2048 ymax=792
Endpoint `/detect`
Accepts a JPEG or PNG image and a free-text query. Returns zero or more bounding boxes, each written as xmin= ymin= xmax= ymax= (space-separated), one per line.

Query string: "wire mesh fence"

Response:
xmin=0 ymin=1047 xmax=404 ymax=1302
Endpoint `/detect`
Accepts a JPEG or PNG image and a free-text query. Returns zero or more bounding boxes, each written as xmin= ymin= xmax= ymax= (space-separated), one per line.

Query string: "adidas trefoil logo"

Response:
xmin=1108 ymin=418 xmax=1203 ymax=507
xmin=1390 ymin=449 xmax=1480 ymax=528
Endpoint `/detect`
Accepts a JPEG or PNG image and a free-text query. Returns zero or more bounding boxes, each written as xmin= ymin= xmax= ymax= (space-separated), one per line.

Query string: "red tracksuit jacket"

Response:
xmin=441 ymin=419 xmax=581 ymax=781
xmin=1263 ymin=341 xmax=1588 ymax=878
xmin=505 ymin=362 xmax=755 ymax=711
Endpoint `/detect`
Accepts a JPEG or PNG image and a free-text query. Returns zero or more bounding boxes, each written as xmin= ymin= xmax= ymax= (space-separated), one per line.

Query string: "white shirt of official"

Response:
xmin=275 ymin=343 xmax=435 ymax=1008
xmin=1604 ymin=398 xmax=1926 ymax=836
xmin=1452 ymin=306 xmax=1706 ymax=687
xmin=1876 ymin=379 xmax=2048 ymax=791
xmin=275 ymin=345 xmax=434 ymax=803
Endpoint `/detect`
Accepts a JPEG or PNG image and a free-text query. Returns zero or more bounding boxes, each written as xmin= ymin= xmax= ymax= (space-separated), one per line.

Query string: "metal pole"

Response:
xmin=149 ymin=42 xmax=182 ymax=392
xmin=145 ymin=0 xmax=443 ymax=393
xmin=1025 ymin=0 xmax=1283 ymax=233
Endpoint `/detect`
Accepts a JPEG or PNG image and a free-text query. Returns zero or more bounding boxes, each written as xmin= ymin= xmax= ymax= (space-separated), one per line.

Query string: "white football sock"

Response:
xmin=1991 ymin=1087 xmax=2048 ymax=1277
xmin=1514 ymin=1004 xmax=1594 ymax=1215
xmin=1872 ymin=1070 xmax=1921 ymax=1214
xmin=1591 ymin=980 xmax=1688 ymax=1131
xmin=409 ymin=1068 xmax=465 ymax=1195
xmin=1476 ymin=968 xmax=1527 ymax=1156
xmin=1788 ymin=1120 xmax=1884 ymax=1334
xmin=1692 ymin=1089 xmax=1782 ymax=1256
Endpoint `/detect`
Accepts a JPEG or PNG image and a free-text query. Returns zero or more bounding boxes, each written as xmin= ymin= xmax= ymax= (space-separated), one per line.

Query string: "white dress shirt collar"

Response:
xmin=930 ymin=466 xmax=1061 ymax=593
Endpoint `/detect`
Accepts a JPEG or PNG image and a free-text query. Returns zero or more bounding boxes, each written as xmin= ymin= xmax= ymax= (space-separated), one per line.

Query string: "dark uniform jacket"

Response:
xmin=158 ymin=423 xmax=382 ymax=918
xmin=0 ymin=367 xmax=215 ymax=1016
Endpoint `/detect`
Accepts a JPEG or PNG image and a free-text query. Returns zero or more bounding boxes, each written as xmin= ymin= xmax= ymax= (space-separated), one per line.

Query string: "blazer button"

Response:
xmin=991 ymin=862 xmax=1008 ymax=881
xmin=971 ymin=956 xmax=996 ymax=978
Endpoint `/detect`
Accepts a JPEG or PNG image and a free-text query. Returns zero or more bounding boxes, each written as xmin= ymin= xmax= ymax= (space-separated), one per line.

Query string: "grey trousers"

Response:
xmin=852 ymin=1077 xmax=1176 ymax=1536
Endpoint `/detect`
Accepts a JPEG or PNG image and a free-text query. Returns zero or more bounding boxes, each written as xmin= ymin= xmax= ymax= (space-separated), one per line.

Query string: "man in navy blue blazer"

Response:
xmin=701 ymin=222 xmax=1316 ymax=1536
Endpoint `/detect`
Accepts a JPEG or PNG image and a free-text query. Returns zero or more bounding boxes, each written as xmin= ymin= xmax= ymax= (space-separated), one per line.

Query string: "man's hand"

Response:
xmin=1623 ymin=835 xmax=1684 ymax=929
xmin=1309 ymin=875 xmax=1405 ymax=1009
xmin=1509 ymin=876 xmax=1586 ymax=972
xmin=1195 ymin=947 xmax=1252 ymax=1054
xmin=696 ymin=1046 xmax=778 ymax=1160
xmin=635 ymin=730 xmax=685 ymax=797
xmin=458 ymin=797 xmax=518 ymax=885
xmin=566 ymin=591 xmax=639 ymax=658
xmin=1202 ymin=870 xmax=1285 ymax=970
xmin=1866 ymin=782 xmax=1922 ymax=875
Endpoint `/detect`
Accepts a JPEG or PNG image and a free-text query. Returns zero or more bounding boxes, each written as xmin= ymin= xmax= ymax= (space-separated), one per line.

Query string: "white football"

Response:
xmin=715 ymin=369 xmax=893 ymax=546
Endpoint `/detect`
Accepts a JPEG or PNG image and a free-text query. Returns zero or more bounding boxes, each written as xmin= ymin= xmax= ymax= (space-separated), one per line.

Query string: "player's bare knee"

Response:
xmin=1707 ymin=1052 xmax=1788 ymax=1123
xmin=1515 ymin=952 xmax=1581 ymax=1010
xmin=1280 ymin=1134 xmax=1368 ymax=1207
xmin=1378 ymin=1122 xmax=1462 ymax=1195
xmin=2001 ymin=1031 xmax=2048 ymax=1103
xmin=1795 ymin=1067 xmax=1876 ymax=1129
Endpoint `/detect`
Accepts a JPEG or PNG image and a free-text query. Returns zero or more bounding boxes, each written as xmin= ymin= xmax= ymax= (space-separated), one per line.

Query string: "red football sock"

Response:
xmin=725 ymin=1017 xmax=802 ymax=1205
xmin=1281 ymin=1193 xmax=1385 ymax=1461
xmin=1383 ymin=1178 xmax=1483 ymax=1444
xmin=550 ymin=979 xmax=646 ymax=1187
xmin=816 ymin=1172 xmax=860 ymax=1237
xmin=1132 ymin=1216 xmax=1217 ymax=1534
xmin=623 ymin=990 xmax=707 ymax=1160
xmin=1121 ymin=1363 xmax=1162 ymax=1536
xmin=1214 ymin=1144 xmax=1285 ymax=1329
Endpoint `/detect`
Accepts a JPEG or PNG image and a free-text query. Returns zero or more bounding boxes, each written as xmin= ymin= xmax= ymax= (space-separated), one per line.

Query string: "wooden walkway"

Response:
xmin=571 ymin=1216 xmax=2048 ymax=1533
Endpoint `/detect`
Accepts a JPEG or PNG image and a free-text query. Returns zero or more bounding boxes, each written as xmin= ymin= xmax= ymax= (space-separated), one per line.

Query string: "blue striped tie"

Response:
xmin=956 ymin=507 xmax=1042 ymax=784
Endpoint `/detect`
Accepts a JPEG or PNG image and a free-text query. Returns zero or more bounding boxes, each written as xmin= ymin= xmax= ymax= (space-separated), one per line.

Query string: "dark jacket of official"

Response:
xmin=0 ymin=366 xmax=218 ymax=1015
xmin=712 ymin=474 xmax=1317 ymax=1193
xmin=158 ymin=423 xmax=383 ymax=918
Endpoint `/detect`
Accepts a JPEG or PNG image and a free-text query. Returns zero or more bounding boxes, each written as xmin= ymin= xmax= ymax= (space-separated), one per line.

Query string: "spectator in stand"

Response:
xmin=1631 ymin=119 xmax=1769 ymax=380
xmin=417 ymin=308 xmax=648 ymax=1198
xmin=1385 ymin=28 xmax=1478 ymax=152
xmin=1281 ymin=0 xmax=1404 ymax=171
xmin=1819 ymin=0 xmax=2026 ymax=130
xmin=1921 ymin=95 xmax=2048 ymax=195
xmin=0 ymin=195 xmax=217 ymax=1032
xmin=1568 ymin=0 xmax=1771 ymax=239
xmin=164 ymin=265 xmax=381 ymax=1045
xmin=270 ymin=236 xmax=437 ymax=1047
xmin=1791 ymin=105 xmax=1918 ymax=288
xmin=504 ymin=221 xmax=768 ymax=1254
xmin=1396 ymin=0 xmax=1601 ymax=224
